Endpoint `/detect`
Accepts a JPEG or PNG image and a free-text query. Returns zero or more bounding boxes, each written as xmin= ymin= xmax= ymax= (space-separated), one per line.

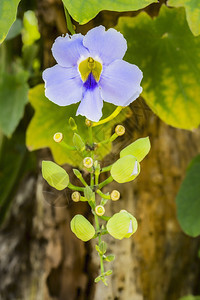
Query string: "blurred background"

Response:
xmin=0 ymin=0 xmax=200 ymax=299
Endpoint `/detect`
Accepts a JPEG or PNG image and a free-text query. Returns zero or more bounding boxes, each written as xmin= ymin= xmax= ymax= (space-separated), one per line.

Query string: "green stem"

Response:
xmin=91 ymin=106 xmax=124 ymax=127
xmin=60 ymin=141 xmax=76 ymax=151
xmin=68 ymin=183 xmax=84 ymax=192
xmin=98 ymin=133 xmax=118 ymax=146
xmin=96 ymin=189 xmax=111 ymax=199
xmin=64 ymin=7 xmax=75 ymax=35
xmin=98 ymin=176 xmax=113 ymax=189
xmin=101 ymin=165 xmax=112 ymax=173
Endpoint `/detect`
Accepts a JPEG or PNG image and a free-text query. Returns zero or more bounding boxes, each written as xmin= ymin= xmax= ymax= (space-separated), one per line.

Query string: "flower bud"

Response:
xmin=107 ymin=210 xmax=138 ymax=240
xmin=71 ymin=191 xmax=80 ymax=202
xmin=95 ymin=205 xmax=105 ymax=216
xmin=70 ymin=214 xmax=95 ymax=242
xmin=73 ymin=133 xmax=85 ymax=152
xmin=120 ymin=137 xmax=150 ymax=162
xmin=83 ymin=157 xmax=93 ymax=168
xmin=115 ymin=125 xmax=125 ymax=136
xmin=69 ymin=117 xmax=77 ymax=131
xmin=110 ymin=155 xmax=140 ymax=183
xmin=110 ymin=190 xmax=120 ymax=201
xmin=53 ymin=132 xmax=63 ymax=143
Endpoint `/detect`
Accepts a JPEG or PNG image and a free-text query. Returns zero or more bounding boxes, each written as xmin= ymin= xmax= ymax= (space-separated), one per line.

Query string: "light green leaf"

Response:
xmin=0 ymin=70 xmax=29 ymax=137
xmin=42 ymin=160 xmax=69 ymax=190
xmin=111 ymin=155 xmax=140 ymax=183
xmin=168 ymin=0 xmax=200 ymax=36
xmin=117 ymin=5 xmax=200 ymax=130
xmin=22 ymin=10 xmax=40 ymax=46
xmin=5 ymin=18 xmax=22 ymax=41
xmin=62 ymin=0 xmax=158 ymax=25
xmin=179 ymin=296 xmax=200 ymax=300
xmin=70 ymin=214 xmax=95 ymax=242
xmin=0 ymin=0 xmax=21 ymax=43
xmin=120 ymin=137 xmax=150 ymax=162
xmin=26 ymin=84 xmax=129 ymax=166
xmin=176 ymin=155 xmax=200 ymax=237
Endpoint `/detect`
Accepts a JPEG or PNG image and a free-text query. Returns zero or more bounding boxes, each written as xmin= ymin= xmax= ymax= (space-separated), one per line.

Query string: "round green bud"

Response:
xmin=110 ymin=190 xmax=120 ymax=201
xmin=70 ymin=214 xmax=95 ymax=242
xmin=115 ymin=125 xmax=125 ymax=136
xmin=83 ymin=157 xmax=93 ymax=168
xmin=95 ymin=205 xmax=105 ymax=216
xmin=110 ymin=155 xmax=140 ymax=183
xmin=71 ymin=191 xmax=80 ymax=202
xmin=53 ymin=132 xmax=63 ymax=143
xmin=107 ymin=210 xmax=138 ymax=240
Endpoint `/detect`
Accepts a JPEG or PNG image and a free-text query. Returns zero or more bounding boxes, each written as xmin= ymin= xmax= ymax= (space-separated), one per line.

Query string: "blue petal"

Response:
xmin=43 ymin=65 xmax=83 ymax=106
xmin=83 ymin=26 xmax=127 ymax=65
xmin=99 ymin=59 xmax=143 ymax=106
xmin=76 ymin=87 xmax=103 ymax=121
xmin=52 ymin=34 xmax=89 ymax=67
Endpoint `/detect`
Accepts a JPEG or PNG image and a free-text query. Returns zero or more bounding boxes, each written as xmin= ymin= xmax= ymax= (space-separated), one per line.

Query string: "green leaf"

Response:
xmin=73 ymin=133 xmax=85 ymax=152
xmin=42 ymin=160 xmax=69 ymax=190
xmin=5 ymin=18 xmax=22 ymax=41
xmin=117 ymin=5 xmax=200 ymax=130
xmin=176 ymin=155 xmax=200 ymax=237
xmin=62 ymin=0 xmax=158 ymax=25
xmin=0 ymin=0 xmax=21 ymax=43
xmin=22 ymin=10 xmax=40 ymax=46
xmin=0 ymin=70 xmax=29 ymax=137
xmin=179 ymin=296 xmax=200 ymax=300
xmin=111 ymin=155 xmax=140 ymax=183
xmin=120 ymin=137 xmax=150 ymax=162
xmin=26 ymin=84 xmax=129 ymax=166
xmin=168 ymin=0 xmax=200 ymax=36
xmin=70 ymin=214 xmax=95 ymax=242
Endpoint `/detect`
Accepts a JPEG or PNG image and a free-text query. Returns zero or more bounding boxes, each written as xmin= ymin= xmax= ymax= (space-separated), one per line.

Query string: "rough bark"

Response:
xmin=0 ymin=1 xmax=200 ymax=300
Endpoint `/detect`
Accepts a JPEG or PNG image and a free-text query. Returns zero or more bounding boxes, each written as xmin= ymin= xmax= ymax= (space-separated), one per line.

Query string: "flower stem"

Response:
xmin=96 ymin=189 xmax=111 ymax=199
xmin=68 ymin=183 xmax=84 ymax=192
xmin=98 ymin=176 xmax=113 ymax=189
xmin=101 ymin=165 xmax=112 ymax=173
xmin=91 ymin=106 xmax=124 ymax=127
xmin=64 ymin=7 xmax=76 ymax=35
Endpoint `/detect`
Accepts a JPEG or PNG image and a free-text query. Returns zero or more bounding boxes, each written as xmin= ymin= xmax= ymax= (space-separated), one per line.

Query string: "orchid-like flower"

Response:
xmin=42 ymin=26 xmax=143 ymax=122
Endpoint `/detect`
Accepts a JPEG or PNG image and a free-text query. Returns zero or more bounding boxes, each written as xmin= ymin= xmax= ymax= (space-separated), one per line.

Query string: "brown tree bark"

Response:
xmin=0 ymin=1 xmax=200 ymax=300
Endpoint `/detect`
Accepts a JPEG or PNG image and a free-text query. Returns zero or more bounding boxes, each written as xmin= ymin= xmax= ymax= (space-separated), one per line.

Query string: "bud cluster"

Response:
xmin=42 ymin=117 xmax=150 ymax=286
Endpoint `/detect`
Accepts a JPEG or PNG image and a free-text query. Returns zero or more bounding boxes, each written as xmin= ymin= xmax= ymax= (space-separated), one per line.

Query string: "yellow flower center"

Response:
xmin=78 ymin=57 xmax=102 ymax=83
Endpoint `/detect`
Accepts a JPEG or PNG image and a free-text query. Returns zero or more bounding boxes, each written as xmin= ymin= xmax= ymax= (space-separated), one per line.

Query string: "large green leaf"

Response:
xmin=0 ymin=70 xmax=29 ymax=137
xmin=26 ymin=84 xmax=129 ymax=166
xmin=117 ymin=5 xmax=200 ymax=130
xmin=176 ymin=155 xmax=200 ymax=237
xmin=62 ymin=0 xmax=158 ymax=25
xmin=0 ymin=0 xmax=21 ymax=43
xmin=168 ymin=0 xmax=200 ymax=36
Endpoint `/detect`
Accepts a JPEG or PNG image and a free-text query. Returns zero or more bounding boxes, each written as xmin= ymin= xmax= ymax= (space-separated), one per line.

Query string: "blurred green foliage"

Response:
xmin=168 ymin=0 xmax=200 ymax=36
xmin=176 ymin=155 xmax=200 ymax=237
xmin=0 ymin=0 xmax=21 ymax=43
xmin=62 ymin=0 xmax=158 ymax=24
xmin=117 ymin=5 xmax=200 ymax=130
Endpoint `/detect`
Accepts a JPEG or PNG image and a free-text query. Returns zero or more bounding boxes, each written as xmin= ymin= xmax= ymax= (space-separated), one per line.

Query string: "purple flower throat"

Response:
xmin=83 ymin=72 xmax=98 ymax=91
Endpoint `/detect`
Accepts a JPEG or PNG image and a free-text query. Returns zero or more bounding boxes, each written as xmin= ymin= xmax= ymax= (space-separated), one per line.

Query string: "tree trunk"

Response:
xmin=1 ymin=1 xmax=200 ymax=300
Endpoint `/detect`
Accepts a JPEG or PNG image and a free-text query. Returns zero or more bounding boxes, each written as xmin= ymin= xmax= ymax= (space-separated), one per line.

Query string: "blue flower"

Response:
xmin=42 ymin=26 xmax=143 ymax=122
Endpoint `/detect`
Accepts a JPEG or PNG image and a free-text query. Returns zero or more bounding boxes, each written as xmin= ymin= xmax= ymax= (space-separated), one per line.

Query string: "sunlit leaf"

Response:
xmin=117 ymin=5 xmax=200 ymax=130
xmin=168 ymin=0 xmax=200 ymax=36
xmin=26 ymin=84 xmax=129 ymax=166
xmin=42 ymin=160 xmax=69 ymax=190
xmin=176 ymin=155 xmax=200 ymax=237
xmin=22 ymin=10 xmax=40 ymax=46
xmin=179 ymin=296 xmax=200 ymax=300
xmin=0 ymin=70 xmax=29 ymax=137
xmin=62 ymin=0 xmax=158 ymax=25
xmin=0 ymin=0 xmax=21 ymax=43
xmin=120 ymin=137 xmax=150 ymax=162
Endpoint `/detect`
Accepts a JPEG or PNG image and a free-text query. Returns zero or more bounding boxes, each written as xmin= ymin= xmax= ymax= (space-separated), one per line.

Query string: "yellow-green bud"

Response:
xmin=115 ymin=125 xmax=125 ymax=136
xmin=73 ymin=133 xmax=85 ymax=152
xmin=70 ymin=214 xmax=95 ymax=242
xmin=71 ymin=191 xmax=81 ymax=202
xmin=107 ymin=210 xmax=138 ymax=240
xmin=53 ymin=132 xmax=63 ymax=143
xmin=83 ymin=157 xmax=93 ymax=168
xmin=95 ymin=205 xmax=105 ymax=216
xmin=69 ymin=117 xmax=77 ymax=131
xmin=120 ymin=137 xmax=150 ymax=162
xmin=110 ymin=190 xmax=120 ymax=201
xmin=110 ymin=155 xmax=140 ymax=183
